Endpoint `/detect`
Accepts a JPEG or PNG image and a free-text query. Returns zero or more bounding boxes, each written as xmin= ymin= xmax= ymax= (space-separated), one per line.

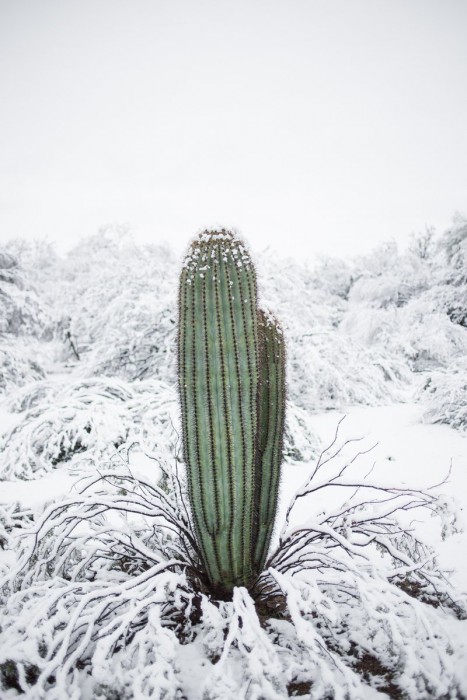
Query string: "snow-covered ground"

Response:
xmin=1 ymin=400 xmax=466 ymax=699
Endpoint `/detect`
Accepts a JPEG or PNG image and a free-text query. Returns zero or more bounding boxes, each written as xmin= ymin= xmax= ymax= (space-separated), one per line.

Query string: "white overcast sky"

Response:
xmin=0 ymin=0 xmax=466 ymax=261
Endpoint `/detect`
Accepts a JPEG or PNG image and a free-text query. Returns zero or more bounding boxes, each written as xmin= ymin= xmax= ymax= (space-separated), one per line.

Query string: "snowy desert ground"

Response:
xmin=1 ymin=224 xmax=467 ymax=699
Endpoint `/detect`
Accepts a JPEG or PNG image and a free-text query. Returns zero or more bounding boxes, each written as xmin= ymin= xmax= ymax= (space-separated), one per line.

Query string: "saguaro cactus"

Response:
xmin=178 ymin=229 xmax=285 ymax=595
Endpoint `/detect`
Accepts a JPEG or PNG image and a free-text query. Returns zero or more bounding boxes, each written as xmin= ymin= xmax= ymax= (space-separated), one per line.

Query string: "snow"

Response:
xmin=306 ymin=403 xmax=467 ymax=590
xmin=0 ymin=469 xmax=77 ymax=510
xmin=1 ymin=400 xmax=466 ymax=698
xmin=0 ymin=404 xmax=17 ymax=434
xmin=1 ymin=226 xmax=467 ymax=698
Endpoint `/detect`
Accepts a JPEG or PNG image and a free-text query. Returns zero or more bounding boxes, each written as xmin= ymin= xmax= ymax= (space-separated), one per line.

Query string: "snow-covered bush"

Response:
xmin=0 ymin=503 xmax=34 ymax=556
xmin=335 ymin=225 xmax=467 ymax=386
xmin=0 ymin=338 xmax=45 ymax=394
xmin=0 ymin=429 xmax=464 ymax=699
xmin=86 ymin=303 xmax=177 ymax=382
xmin=351 ymin=238 xmax=435 ymax=307
xmin=418 ymin=358 xmax=467 ymax=432
xmin=288 ymin=331 xmax=409 ymax=411
xmin=439 ymin=215 xmax=467 ymax=286
xmin=408 ymin=283 xmax=467 ymax=328
xmin=0 ymin=243 xmax=58 ymax=396
xmin=256 ymin=252 xmax=410 ymax=411
xmin=0 ymin=378 xmax=131 ymax=479
xmin=0 ymin=247 xmax=53 ymax=339
xmin=49 ymin=231 xmax=179 ymax=382
xmin=258 ymin=252 xmax=347 ymax=333
xmin=2 ymin=238 xmax=59 ymax=286
xmin=341 ymin=303 xmax=467 ymax=372
xmin=348 ymin=253 xmax=433 ymax=312
xmin=396 ymin=306 xmax=467 ymax=370
xmin=0 ymin=378 xmax=179 ymax=480
xmin=310 ymin=255 xmax=354 ymax=300
xmin=349 ymin=273 xmax=408 ymax=309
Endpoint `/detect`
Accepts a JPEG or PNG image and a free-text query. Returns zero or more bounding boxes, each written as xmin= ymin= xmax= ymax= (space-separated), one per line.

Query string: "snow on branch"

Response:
xmin=418 ymin=357 xmax=467 ymax=432
xmin=1 ymin=421 xmax=465 ymax=698
xmin=265 ymin=418 xmax=461 ymax=613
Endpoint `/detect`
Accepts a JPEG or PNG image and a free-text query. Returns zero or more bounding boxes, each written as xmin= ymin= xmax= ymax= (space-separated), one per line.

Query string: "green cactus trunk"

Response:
xmin=253 ymin=310 xmax=286 ymax=574
xmin=178 ymin=229 xmax=285 ymax=595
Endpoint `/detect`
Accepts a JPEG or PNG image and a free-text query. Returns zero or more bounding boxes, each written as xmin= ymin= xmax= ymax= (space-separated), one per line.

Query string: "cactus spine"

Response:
xmin=178 ymin=229 xmax=285 ymax=595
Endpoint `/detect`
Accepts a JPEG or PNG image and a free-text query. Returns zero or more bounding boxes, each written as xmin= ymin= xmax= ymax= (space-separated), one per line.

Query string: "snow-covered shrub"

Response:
xmin=418 ymin=359 xmax=467 ymax=432
xmin=49 ymin=231 xmax=179 ymax=382
xmin=337 ymin=227 xmax=467 ymax=378
xmin=258 ymin=251 xmax=347 ymax=333
xmin=0 ymin=279 xmax=49 ymax=336
xmin=410 ymin=283 xmax=467 ymax=328
xmin=0 ymin=377 xmax=180 ymax=479
xmin=86 ymin=303 xmax=177 ymax=382
xmin=287 ymin=331 xmax=409 ymax=411
xmin=311 ymin=256 xmax=354 ymax=300
xmin=341 ymin=301 xmax=467 ymax=373
xmin=349 ymin=273 xmax=408 ymax=308
xmin=396 ymin=307 xmax=467 ymax=370
xmin=354 ymin=239 xmax=401 ymax=277
xmin=439 ymin=215 xmax=467 ymax=286
xmin=348 ymin=256 xmax=434 ymax=311
xmin=0 ymin=338 xmax=45 ymax=394
xmin=0 ymin=503 xmax=34 ymax=555
xmin=4 ymin=377 xmax=60 ymax=413
xmin=0 ymin=464 xmax=196 ymax=698
xmin=407 ymin=227 xmax=437 ymax=262
xmin=349 ymin=234 xmax=441 ymax=313
xmin=256 ymin=252 xmax=409 ymax=411
xmin=0 ymin=429 xmax=464 ymax=699
xmin=2 ymin=238 xmax=59 ymax=286
xmin=0 ymin=379 xmax=130 ymax=479
xmin=0 ymin=247 xmax=53 ymax=339
xmin=0 ymin=243 xmax=57 ymax=395
xmin=339 ymin=306 xmax=396 ymax=347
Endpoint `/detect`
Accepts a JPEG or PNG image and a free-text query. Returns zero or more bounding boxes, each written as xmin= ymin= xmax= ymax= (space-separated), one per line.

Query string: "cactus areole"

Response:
xmin=178 ymin=229 xmax=285 ymax=596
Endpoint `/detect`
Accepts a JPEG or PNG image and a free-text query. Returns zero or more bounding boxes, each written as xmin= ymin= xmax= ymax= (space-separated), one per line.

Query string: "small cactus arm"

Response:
xmin=253 ymin=310 xmax=286 ymax=575
xmin=178 ymin=230 xmax=260 ymax=593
